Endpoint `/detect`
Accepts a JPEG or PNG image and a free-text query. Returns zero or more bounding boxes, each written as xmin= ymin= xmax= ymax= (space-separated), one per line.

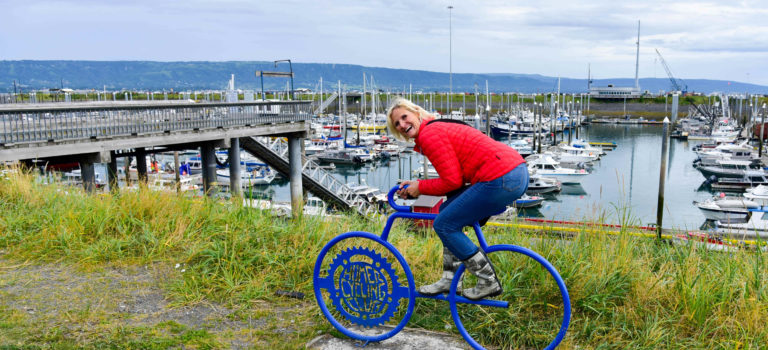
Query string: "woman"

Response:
xmin=386 ymin=98 xmax=528 ymax=300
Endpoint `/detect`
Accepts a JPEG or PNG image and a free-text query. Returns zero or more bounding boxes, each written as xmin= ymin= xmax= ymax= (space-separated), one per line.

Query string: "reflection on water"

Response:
xmin=516 ymin=207 xmax=544 ymax=218
xmin=560 ymin=184 xmax=587 ymax=196
xmin=262 ymin=124 xmax=719 ymax=229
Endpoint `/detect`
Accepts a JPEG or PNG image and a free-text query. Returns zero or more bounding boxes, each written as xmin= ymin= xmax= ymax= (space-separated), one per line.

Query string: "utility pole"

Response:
xmin=448 ymin=5 xmax=453 ymax=98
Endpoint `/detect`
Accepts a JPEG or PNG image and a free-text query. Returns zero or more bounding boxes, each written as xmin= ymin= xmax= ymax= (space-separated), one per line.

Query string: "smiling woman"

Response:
xmin=385 ymin=98 xmax=433 ymax=142
xmin=385 ymin=97 xmax=528 ymax=300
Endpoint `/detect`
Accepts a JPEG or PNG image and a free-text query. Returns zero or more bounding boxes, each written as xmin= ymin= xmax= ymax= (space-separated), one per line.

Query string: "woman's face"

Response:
xmin=390 ymin=107 xmax=421 ymax=139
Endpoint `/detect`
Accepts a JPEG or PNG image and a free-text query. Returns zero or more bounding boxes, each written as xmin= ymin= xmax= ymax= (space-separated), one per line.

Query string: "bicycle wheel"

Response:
xmin=313 ymin=231 xmax=416 ymax=343
xmin=448 ymin=244 xmax=571 ymax=350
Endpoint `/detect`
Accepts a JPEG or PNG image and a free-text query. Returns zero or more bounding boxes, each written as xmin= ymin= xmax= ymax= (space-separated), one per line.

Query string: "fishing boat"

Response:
xmin=705 ymin=175 xmax=768 ymax=191
xmin=693 ymin=140 xmax=757 ymax=165
xmin=694 ymin=159 xmax=768 ymax=180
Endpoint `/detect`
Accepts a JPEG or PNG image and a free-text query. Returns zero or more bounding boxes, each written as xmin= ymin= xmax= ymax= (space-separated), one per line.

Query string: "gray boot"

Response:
xmin=462 ymin=251 xmax=502 ymax=300
xmin=418 ymin=248 xmax=463 ymax=296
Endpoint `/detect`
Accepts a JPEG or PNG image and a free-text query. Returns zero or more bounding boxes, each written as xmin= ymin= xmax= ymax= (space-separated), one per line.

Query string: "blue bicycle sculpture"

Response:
xmin=313 ymin=185 xmax=571 ymax=350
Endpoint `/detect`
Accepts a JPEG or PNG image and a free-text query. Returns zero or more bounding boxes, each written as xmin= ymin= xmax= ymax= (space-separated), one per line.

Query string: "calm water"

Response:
xmin=264 ymin=124 xmax=716 ymax=230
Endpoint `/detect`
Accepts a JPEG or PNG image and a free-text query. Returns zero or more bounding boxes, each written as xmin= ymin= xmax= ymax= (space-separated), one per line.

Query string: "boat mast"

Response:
xmin=635 ymin=20 xmax=640 ymax=91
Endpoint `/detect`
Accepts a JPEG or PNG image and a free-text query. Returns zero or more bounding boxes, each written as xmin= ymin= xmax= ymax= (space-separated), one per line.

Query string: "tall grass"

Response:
xmin=1 ymin=169 xmax=768 ymax=348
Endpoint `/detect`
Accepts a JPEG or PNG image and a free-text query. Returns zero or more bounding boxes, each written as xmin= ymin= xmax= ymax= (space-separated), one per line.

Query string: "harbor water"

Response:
xmin=257 ymin=123 xmax=719 ymax=230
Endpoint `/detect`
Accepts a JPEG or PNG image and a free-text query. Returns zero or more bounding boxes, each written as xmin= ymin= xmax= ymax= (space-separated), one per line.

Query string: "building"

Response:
xmin=589 ymin=21 xmax=642 ymax=100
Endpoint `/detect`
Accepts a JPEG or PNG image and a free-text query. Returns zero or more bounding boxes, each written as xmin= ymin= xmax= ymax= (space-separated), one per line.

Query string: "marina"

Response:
xmin=217 ymin=122 xmax=759 ymax=231
xmin=11 ymin=100 xmax=767 ymax=235
xmin=4 ymin=88 xmax=766 ymax=237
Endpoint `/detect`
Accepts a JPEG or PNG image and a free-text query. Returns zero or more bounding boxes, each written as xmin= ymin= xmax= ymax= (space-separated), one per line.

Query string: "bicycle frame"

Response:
xmin=313 ymin=185 xmax=571 ymax=350
xmin=382 ymin=185 xmax=507 ymax=308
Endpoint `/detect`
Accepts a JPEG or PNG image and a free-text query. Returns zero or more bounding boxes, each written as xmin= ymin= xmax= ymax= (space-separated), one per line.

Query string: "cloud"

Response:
xmin=2 ymin=0 xmax=767 ymax=84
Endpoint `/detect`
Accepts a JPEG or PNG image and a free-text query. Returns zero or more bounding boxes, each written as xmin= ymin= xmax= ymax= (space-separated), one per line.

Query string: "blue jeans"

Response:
xmin=433 ymin=164 xmax=529 ymax=260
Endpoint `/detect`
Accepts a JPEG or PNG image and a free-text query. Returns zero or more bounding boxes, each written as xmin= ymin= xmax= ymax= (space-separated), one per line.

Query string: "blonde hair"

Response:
xmin=386 ymin=97 xmax=432 ymax=141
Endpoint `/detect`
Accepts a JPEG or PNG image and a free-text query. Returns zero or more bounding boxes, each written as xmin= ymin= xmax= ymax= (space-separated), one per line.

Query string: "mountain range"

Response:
xmin=2 ymin=60 xmax=766 ymax=95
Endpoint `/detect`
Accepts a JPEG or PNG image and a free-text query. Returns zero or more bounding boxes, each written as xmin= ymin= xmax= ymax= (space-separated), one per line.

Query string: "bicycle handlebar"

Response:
xmin=387 ymin=185 xmax=412 ymax=212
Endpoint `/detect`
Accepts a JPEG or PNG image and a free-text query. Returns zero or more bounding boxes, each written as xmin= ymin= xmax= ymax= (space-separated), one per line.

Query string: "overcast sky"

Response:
xmin=3 ymin=0 xmax=767 ymax=85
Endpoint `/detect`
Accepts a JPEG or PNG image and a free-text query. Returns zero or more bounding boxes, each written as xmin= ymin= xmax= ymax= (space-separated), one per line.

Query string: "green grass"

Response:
xmin=1 ymin=169 xmax=768 ymax=349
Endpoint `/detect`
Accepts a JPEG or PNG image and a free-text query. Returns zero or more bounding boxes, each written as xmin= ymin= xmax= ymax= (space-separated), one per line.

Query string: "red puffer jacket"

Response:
xmin=414 ymin=120 xmax=525 ymax=196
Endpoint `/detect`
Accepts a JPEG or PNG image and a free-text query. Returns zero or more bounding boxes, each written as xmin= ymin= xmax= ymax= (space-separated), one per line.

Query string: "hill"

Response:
xmin=1 ymin=60 xmax=766 ymax=94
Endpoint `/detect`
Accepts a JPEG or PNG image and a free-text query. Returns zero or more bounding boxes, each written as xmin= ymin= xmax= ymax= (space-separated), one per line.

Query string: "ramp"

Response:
xmin=239 ymin=136 xmax=381 ymax=218
xmin=313 ymin=92 xmax=339 ymax=115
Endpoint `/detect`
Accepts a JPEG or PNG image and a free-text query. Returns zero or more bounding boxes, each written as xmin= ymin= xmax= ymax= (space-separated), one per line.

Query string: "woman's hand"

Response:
xmin=397 ymin=180 xmax=421 ymax=199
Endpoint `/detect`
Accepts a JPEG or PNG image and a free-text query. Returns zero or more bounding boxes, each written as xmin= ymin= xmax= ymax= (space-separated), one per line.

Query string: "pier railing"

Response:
xmin=250 ymin=136 xmax=381 ymax=218
xmin=0 ymin=101 xmax=311 ymax=146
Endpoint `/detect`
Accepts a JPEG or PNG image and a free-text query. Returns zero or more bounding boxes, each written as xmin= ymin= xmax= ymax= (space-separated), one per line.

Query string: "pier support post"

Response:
xmin=108 ymin=151 xmax=119 ymax=193
xmin=485 ymin=105 xmax=491 ymax=137
xmin=288 ymin=134 xmax=304 ymax=217
xmin=229 ymin=138 xmax=242 ymax=197
xmin=136 ymin=148 xmax=148 ymax=185
xmin=760 ymin=104 xmax=765 ymax=158
xmin=174 ymin=151 xmax=180 ymax=193
xmin=656 ymin=117 xmax=670 ymax=239
xmin=80 ymin=160 xmax=96 ymax=193
xmin=200 ymin=142 xmax=218 ymax=196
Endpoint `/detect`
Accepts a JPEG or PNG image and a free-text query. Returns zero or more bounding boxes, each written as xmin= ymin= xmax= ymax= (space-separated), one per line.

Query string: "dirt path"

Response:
xmin=0 ymin=253 xmax=314 ymax=349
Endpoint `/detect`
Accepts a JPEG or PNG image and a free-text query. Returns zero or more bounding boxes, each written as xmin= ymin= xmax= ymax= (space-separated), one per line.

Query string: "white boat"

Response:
xmin=715 ymin=208 xmax=768 ymax=238
xmin=243 ymin=196 xmax=335 ymax=218
xmin=346 ymin=147 xmax=375 ymax=162
xmin=304 ymin=137 xmax=339 ymax=155
xmin=344 ymin=183 xmax=388 ymax=206
xmin=315 ymin=149 xmax=364 ymax=164
xmin=694 ymin=140 xmax=757 ymax=165
xmin=526 ymin=173 xmax=561 ymax=194
xmin=412 ymin=161 xmax=439 ymax=179
xmin=216 ymin=166 xmax=276 ymax=187
xmin=62 ymin=167 xmax=108 ymax=187
xmin=555 ymin=144 xmax=600 ymax=163
xmin=744 ymin=185 xmax=768 ymax=206
xmin=570 ymin=139 xmax=606 ymax=155
xmin=693 ymin=196 xmax=760 ymax=222
xmin=507 ymin=139 xmax=533 ymax=157
xmin=527 ymin=154 xmax=589 ymax=183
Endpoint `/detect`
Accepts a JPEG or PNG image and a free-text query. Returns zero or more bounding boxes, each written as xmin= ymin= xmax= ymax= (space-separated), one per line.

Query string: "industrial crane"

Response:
xmin=655 ymin=48 xmax=688 ymax=94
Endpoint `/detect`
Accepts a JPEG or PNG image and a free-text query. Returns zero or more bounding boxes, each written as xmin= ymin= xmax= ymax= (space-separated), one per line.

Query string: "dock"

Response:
xmin=487 ymin=217 xmax=764 ymax=250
